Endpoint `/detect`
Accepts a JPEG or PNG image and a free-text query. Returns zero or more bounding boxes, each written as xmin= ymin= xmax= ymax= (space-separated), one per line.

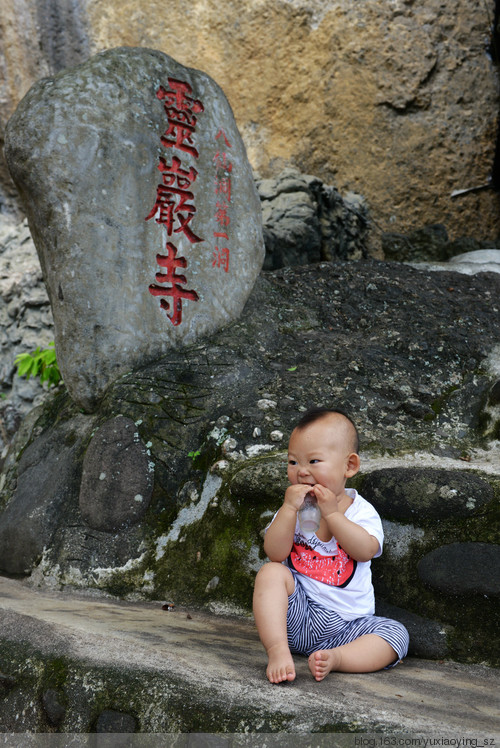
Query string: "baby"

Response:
xmin=253 ymin=407 xmax=409 ymax=683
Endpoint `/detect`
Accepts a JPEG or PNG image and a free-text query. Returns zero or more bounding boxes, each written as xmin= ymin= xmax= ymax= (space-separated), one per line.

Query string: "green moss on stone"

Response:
xmin=145 ymin=472 xmax=271 ymax=610
xmin=43 ymin=657 xmax=69 ymax=691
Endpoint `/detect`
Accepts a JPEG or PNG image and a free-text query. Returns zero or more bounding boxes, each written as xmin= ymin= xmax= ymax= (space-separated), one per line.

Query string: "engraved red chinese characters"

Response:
xmin=149 ymin=244 xmax=199 ymax=327
xmin=146 ymin=79 xmax=204 ymax=326
xmin=157 ymin=78 xmax=204 ymax=158
xmin=146 ymin=155 xmax=203 ymax=243
xmin=212 ymin=129 xmax=232 ymax=274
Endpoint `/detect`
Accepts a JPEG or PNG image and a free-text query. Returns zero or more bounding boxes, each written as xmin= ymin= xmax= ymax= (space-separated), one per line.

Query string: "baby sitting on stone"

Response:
xmin=253 ymin=406 xmax=409 ymax=683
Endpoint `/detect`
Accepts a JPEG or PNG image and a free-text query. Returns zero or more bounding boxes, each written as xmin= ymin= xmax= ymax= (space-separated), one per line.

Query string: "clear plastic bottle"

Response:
xmin=298 ymin=491 xmax=321 ymax=534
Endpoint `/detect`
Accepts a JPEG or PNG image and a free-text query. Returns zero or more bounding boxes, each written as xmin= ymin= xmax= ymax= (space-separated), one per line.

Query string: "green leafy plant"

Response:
xmin=14 ymin=342 xmax=62 ymax=387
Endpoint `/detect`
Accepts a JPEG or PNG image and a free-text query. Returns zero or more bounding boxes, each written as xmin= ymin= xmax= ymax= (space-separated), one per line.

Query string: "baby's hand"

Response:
xmin=312 ymin=484 xmax=342 ymax=516
xmin=284 ymin=484 xmax=314 ymax=512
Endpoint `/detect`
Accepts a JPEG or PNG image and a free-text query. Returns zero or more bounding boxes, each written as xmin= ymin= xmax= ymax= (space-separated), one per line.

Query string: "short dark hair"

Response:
xmin=295 ymin=406 xmax=360 ymax=453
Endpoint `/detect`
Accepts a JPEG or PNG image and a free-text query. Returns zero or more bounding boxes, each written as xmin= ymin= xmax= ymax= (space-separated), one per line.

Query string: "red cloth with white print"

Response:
xmin=288 ymin=538 xmax=357 ymax=587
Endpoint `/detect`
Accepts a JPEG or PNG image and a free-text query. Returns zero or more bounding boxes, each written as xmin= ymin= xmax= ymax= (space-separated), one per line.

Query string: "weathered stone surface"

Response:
xmin=2 ymin=577 xmax=499 ymax=735
xmin=362 ymin=468 xmax=494 ymax=521
xmin=409 ymin=249 xmax=500 ymax=277
xmin=1 ymin=1 xmax=499 ymax=245
xmin=42 ymin=688 xmax=67 ymax=727
xmin=2 ymin=206 xmax=498 ymax=459
xmin=376 ymin=601 xmax=450 ymax=659
xmin=257 ymin=169 xmax=369 ymax=270
xmin=4 ymin=47 xmax=264 ymax=411
xmin=0 ymin=413 xmax=92 ymax=575
xmin=383 ymin=225 xmax=500 ymax=265
xmin=79 ymin=415 xmax=154 ymax=531
xmin=228 ymin=457 xmax=288 ymax=506
xmin=449 ymin=249 xmax=500 ymax=273
xmin=95 ymin=709 xmax=137 ymax=733
xmin=490 ymin=380 xmax=500 ymax=406
xmin=383 ymin=224 xmax=450 ymax=263
xmin=0 ymin=672 xmax=16 ymax=693
xmin=418 ymin=542 xmax=500 ymax=597
xmin=380 ymin=519 xmax=426 ymax=563
xmin=0 ymin=173 xmax=361 ymax=455
xmin=1 ymin=258 xmax=499 ymax=665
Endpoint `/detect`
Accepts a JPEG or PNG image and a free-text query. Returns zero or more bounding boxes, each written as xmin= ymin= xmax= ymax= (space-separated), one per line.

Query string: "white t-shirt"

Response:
xmin=268 ymin=488 xmax=384 ymax=621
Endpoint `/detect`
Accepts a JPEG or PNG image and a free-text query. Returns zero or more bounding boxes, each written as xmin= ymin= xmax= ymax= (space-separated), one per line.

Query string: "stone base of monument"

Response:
xmin=0 ymin=576 xmax=499 ymax=736
xmin=0 ymin=258 xmax=499 ymax=674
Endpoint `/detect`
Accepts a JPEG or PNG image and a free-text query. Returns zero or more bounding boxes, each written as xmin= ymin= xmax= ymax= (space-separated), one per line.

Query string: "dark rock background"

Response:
xmin=0 ymin=250 xmax=498 ymax=667
xmin=256 ymin=169 xmax=369 ymax=269
xmin=0 ymin=169 xmax=369 ymax=433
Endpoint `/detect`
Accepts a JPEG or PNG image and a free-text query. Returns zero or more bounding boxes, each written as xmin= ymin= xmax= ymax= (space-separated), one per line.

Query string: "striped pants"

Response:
xmin=287 ymin=574 xmax=409 ymax=667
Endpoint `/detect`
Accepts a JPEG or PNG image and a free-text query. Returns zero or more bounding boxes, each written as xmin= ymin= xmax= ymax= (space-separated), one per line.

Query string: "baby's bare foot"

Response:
xmin=266 ymin=643 xmax=296 ymax=684
xmin=308 ymin=649 xmax=342 ymax=681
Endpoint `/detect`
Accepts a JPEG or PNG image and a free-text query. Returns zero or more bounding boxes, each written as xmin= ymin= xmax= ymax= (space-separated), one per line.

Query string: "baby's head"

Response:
xmin=294 ymin=407 xmax=359 ymax=453
xmin=287 ymin=407 xmax=360 ymax=493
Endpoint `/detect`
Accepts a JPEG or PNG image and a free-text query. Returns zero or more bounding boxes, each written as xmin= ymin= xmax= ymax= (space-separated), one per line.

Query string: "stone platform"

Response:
xmin=0 ymin=576 xmax=498 ymax=739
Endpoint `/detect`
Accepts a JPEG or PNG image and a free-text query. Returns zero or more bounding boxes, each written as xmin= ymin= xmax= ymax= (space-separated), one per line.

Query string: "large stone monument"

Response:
xmin=4 ymin=47 xmax=265 ymax=411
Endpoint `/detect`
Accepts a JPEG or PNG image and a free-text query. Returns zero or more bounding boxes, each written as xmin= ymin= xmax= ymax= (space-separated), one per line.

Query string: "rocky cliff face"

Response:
xmin=1 ymin=0 xmax=500 ymax=245
xmin=1 ymin=3 xmax=499 ymax=675
xmin=1 ymin=251 xmax=499 ymax=666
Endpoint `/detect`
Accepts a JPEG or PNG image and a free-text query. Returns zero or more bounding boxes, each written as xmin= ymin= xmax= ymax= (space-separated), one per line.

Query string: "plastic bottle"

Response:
xmin=298 ymin=491 xmax=321 ymax=534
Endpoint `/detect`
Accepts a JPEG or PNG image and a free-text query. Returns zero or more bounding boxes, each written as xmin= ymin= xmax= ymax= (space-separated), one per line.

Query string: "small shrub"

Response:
xmin=14 ymin=342 xmax=62 ymax=387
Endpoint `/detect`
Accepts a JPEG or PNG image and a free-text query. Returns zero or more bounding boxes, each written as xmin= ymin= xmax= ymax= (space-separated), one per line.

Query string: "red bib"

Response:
xmin=289 ymin=540 xmax=356 ymax=588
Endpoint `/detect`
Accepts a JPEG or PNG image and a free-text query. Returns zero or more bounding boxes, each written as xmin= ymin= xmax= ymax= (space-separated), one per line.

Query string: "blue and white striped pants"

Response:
xmin=287 ymin=573 xmax=409 ymax=666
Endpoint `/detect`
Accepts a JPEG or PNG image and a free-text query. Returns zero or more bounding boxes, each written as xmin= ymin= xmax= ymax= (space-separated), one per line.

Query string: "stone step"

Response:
xmin=0 ymin=576 xmax=499 ymax=737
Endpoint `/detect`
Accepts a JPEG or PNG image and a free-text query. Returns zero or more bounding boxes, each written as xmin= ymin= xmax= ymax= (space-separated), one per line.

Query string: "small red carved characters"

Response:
xmin=212 ymin=129 xmax=233 ymax=275
xmin=214 ymin=202 xmax=230 ymax=230
xmin=212 ymin=246 xmax=230 ymax=273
